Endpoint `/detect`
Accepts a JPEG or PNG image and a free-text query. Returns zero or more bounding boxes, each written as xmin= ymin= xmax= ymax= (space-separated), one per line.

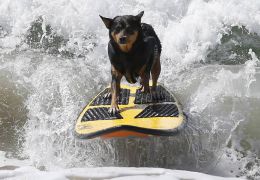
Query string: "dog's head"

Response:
xmin=100 ymin=11 xmax=144 ymax=52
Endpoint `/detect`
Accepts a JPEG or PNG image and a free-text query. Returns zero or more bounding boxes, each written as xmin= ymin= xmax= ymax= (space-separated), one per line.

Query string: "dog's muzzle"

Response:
xmin=119 ymin=36 xmax=127 ymax=44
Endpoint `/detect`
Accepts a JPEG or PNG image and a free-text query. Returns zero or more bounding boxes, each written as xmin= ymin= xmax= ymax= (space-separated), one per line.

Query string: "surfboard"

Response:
xmin=75 ymin=84 xmax=186 ymax=139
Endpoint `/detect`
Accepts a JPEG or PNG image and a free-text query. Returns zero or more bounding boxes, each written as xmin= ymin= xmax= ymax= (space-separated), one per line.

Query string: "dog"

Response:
xmin=100 ymin=11 xmax=161 ymax=114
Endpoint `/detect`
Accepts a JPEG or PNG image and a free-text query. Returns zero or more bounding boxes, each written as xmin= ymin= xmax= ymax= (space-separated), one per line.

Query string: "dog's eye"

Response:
xmin=126 ymin=27 xmax=134 ymax=34
xmin=115 ymin=26 xmax=122 ymax=32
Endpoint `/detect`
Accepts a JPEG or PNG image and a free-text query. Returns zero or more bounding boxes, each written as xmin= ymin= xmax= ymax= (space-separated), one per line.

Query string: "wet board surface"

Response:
xmin=75 ymin=84 xmax=186 ymax=139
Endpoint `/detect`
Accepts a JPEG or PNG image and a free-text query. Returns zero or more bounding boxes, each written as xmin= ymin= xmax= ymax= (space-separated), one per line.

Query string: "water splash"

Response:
xmin=0 ymin=0 xmax=259 ymax=178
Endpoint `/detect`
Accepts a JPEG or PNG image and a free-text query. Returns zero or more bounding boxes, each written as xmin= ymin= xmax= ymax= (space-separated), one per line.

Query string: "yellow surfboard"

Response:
xmin=75 ymin=84 xmax=186 ymax=139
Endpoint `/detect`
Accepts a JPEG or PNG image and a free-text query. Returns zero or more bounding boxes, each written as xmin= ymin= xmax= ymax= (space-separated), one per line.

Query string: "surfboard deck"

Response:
xmin=75 ymin=84 xmax=186 ymax=139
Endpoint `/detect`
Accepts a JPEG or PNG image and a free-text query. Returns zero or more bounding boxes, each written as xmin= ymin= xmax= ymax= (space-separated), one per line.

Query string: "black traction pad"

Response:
xmin=134 ymin=85 xmax=175 ymax=104
xmin=135 ymin=104 xmax=179 ymax=118
xmin=82 ymin=107 xmax=123 ymax=121
xmin=91 ymin=88 xmax=130 ymax=106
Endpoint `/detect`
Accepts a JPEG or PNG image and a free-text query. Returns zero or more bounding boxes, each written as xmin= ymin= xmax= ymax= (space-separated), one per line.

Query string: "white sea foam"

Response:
xmin=0 ymin=166 xmax=244 ymax=180
xmin=190 ymin=49 xmax=260 ymax=114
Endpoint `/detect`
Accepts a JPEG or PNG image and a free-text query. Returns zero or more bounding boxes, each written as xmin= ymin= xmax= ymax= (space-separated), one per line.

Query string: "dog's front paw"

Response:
xmin=108 ymin=105 xmax=120 ymax=115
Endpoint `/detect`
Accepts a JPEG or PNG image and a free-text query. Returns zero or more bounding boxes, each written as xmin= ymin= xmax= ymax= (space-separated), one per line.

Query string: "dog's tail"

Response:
xmin=125 ymin=71 xmax=137 ymax=84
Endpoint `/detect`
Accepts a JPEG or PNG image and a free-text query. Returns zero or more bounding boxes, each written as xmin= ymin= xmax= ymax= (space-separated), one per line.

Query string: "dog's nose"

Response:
xmin=119 ymin=36 xmax=127 ymax=44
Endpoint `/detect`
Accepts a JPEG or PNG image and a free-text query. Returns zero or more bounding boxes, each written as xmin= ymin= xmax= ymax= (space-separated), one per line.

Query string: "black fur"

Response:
xmin=103 ymin=14 xmax=161 ymax=83
xmin=100 ymin=11 xmax=162 ymax=114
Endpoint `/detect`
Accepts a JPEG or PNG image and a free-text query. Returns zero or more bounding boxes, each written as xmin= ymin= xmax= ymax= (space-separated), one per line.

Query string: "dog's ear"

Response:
xmin=135 ymin=11 xmax=144 ymax=22
xmin=99 ymin=15 xmax=113 ymax=29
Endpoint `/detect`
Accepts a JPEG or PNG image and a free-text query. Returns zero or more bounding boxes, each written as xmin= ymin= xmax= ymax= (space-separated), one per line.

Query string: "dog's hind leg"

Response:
xmin=139 ymin=72 xmax=150 ymax=93
xmin=151 ymin=55 xmax=161 ymax=92
xmin=150 ymin=56 xmax=161 ymax=101
xmin=137 ymin=64 xmax=149 ymax=93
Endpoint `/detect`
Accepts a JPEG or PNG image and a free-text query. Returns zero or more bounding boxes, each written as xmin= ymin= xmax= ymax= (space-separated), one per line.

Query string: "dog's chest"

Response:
xmin=115 ymin=51 xmax=146 ymax=74
xmin=108 ymin=41 xmax=148 ymax=75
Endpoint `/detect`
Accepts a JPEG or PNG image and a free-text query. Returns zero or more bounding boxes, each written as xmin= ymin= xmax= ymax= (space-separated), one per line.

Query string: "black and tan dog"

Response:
xmin=100 ymin=11 xmax=161 ymax=114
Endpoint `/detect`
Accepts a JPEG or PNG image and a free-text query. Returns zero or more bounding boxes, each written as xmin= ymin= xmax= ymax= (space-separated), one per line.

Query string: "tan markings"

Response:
xmin=111 ymin=31 xmax=138 ymax=53
xmin=111 ymin=32 xmax=118 ymax=46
